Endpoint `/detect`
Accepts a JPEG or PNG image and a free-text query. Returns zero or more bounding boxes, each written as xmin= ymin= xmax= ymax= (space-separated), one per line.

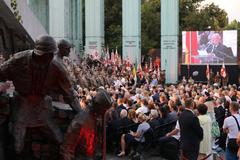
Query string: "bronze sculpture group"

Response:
xmin=0 ymin=35 xmax=111 ymax=160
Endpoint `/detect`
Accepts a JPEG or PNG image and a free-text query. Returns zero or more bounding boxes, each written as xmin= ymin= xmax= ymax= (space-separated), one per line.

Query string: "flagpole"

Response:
xmin=188 ymin=31 xmax=192 ymax=79
xmin=190 ymin=31 xmax=192 ymax=66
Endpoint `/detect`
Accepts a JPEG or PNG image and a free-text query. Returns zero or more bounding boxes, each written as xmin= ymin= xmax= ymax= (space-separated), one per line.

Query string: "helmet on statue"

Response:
xmin=34 ymin=35 xmax=57 ymax=56
xmin=90 ymin=88 xmax=112 ymax=115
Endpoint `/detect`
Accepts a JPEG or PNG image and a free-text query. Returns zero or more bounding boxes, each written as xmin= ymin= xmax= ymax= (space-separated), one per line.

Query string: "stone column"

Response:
xmin=27 ymin=0 xmax=49 ymax=33
xmin=122 ymin=0 xmax=141 ymax=64
xmin=49 ymin=0 xmax=70 ymax=41
xmin=85 ymin=0 xmax=104 ymax=57
xmin=69 ymin=0 xmax=83 ymax=56
xmin=161 ymin=0 xmax=179 ymax=83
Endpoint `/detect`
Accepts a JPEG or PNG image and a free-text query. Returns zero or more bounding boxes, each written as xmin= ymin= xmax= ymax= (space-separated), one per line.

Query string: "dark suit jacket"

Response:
xmin=214 ymin=105 xmax=225 ymax=128
xmin=206 ymin=43 xmax=235 ymax=63
xmin=152 ymin=93 xmax=160 ymax=102
xmin=179 ymin=109 xmax=203 ymax=151
xmin=116 ymin=104 xmax=126 ymax=117
xmin=149 ymin=118 xmax=161 ymax=129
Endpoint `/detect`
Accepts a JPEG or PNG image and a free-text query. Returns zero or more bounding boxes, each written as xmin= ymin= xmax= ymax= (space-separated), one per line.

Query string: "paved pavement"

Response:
xmin=106 ymin=154 xmax=166 ymax=160
xmin=105 ymin=148 xmax=225 ymax=160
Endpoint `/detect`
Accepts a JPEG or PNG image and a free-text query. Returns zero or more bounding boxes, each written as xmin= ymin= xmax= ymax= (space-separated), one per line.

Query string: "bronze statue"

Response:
xmin=0 ymin=35 xmax=80 ymax=159
xmin=60 ymin=88 xmax=112 ymax=160
xmin=0 ymin=81 xmax=11 ymax=160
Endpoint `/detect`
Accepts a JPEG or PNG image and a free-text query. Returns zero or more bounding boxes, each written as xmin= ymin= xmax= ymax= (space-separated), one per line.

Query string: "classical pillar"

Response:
xmin=161 ymin=0 xmax=179 ymax=83
xmin=69 ymin=0 xmax=83 ymax=55
xmin=122 ymin=0 xmax=141 ymax=64
xmin=49 ymin=0 xmax=70 ymax=41
xmin=27 ymin=0 xmax=49 ymax=32
xmin=85 ymin=0 xmax=104 ymax=56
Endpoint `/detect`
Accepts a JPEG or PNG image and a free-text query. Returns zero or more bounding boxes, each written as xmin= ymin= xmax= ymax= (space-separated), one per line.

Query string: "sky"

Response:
xmin=201 ymin=0 xmax=240 ymax=22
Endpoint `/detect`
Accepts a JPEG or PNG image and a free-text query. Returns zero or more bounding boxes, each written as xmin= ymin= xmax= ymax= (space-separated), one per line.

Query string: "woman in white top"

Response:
xmin=197 ymin=103 xmax=213 ymax=160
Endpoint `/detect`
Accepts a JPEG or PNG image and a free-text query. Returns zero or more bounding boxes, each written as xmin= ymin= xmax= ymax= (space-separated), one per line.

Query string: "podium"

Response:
xmin=192 ymin=53 xmax=224 ymax=64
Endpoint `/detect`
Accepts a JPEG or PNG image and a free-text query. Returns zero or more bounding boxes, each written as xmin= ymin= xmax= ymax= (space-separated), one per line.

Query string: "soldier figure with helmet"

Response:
xmin=0 ymin=35 xmax=81 ymax=159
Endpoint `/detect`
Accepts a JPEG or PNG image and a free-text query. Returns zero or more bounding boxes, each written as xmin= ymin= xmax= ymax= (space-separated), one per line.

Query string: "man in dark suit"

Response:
xmin=179 ymin=98 xmax=203 ymax=160
xmin=206 ymin=33 xmax=235 ymax=63
xmin=152 ymin=87 xmax=160 ymax=103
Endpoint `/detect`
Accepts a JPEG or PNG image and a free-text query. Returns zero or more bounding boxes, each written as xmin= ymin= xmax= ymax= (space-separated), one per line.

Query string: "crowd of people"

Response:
xmin=0 ymin=35 xmax=240 ymax=160
xmin=44 ymin=43 xmax=240 ymax=160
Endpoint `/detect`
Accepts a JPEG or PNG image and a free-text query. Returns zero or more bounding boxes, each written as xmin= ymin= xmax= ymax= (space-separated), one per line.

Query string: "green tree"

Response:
xmin=105 ymin=0 xmax=122 ymax=54
xmin=180 ymin=0 xmax=204 ymax=31
xmin=180 ymin=1 xmax=228 ymax=31
xmin=141 ymin=0 xmax=160 ymax=54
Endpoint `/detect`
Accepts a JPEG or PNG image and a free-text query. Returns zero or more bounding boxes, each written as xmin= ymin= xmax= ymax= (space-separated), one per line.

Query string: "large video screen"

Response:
xmin=182 ymin=30 xmax=237 ymax=64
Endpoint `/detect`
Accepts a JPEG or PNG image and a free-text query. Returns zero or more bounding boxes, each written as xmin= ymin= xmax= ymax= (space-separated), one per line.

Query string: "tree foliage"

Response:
xmin=180 ymin=1 xmax=228 ymax=30
xmin=105 ymin=0 xmax=122 ymax=53
xmin=141 ymin=0 xmax=160 ymax=54
xmin=10 ymin=0 xmax=22 ymax=23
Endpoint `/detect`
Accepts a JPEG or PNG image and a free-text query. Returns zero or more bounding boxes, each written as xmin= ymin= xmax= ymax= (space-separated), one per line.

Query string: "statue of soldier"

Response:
xmin=56 ymin=39 xmax=72 ymax=65
xmin=98 ymin=75 xmax=105 ymax=87
xmin=0 ymin=81 xmax=11 ymax=160
xmin=0 ymin=35 xmax=80 ymax=159
xmin=60 ymin=88 xmax=112 ymax=160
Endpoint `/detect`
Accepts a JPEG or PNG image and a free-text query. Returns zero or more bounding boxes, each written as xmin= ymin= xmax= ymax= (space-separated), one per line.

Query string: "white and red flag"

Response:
xmin=106 ymin=47 xmax=110 ymax=60
xmin=206 ymin=64 xmax=210 ymax=80
xmin=137 ymin=64 xmax=142 ymax=73
xmin=144 ymin=63 xmax=148 ymax=73
xmin=220 ymin=63 xmax=227 ymax=78
xmin=111 ymin=49 xmax=115 ymax=64
xmin=126 ymin=57 xmax=131 ymax=71
xmin=149 ymin=59 xmax=153 ymax=71
xmin=157 ymin=65 xmax=160 ymax=78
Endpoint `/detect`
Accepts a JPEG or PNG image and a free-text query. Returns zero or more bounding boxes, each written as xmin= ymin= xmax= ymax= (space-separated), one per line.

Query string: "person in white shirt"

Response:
xmin=114 ymin=77 xmax=122 ymax=88
xmin=223 ymin=102 xmax=240 ymax=160
xmin=136 ymin=99 xmax=149 ymax=114
xmin=117 ymin=113 xmax=150 ymax=157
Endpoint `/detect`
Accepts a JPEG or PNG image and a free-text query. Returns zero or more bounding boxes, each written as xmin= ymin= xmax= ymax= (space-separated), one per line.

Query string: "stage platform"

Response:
xmin=180 ymin=64 xmax=239 ymax=85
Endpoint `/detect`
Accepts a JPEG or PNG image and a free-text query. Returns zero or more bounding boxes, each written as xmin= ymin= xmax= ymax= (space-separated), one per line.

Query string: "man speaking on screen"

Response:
xmin=206 ymin=33 xmax=235 ymax=63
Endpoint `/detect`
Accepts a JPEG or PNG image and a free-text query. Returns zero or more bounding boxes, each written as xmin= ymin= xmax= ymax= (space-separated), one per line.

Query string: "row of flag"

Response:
xmin=206 ymin=63 xmax=227 ymax=80
xmin=100 ymin=47 xmax=161 ymax=72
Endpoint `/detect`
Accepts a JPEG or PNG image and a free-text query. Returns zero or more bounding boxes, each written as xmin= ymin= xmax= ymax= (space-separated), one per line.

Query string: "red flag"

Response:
xmin=137 ymin=64 xmax=142 ymax=73
xmin=190 ymin=31 xmax=199 ymax=63
xmin=115 ymin=48 xmax=118 ymax=58
xmin=126 ymin=57 xmax=131 ymax=71
xmin=206 ymin=64 xmax=210 ymax=80
xmin=185 ymin=32 xmax=190 ymax=65
xmin=185 ymin=31 xmax=200 ymax=64
xmin=92 ymin=50 xmax=100 ymax=60
xmin=157 ymin=65 xmax=160 ymax=78
xmin=115 ymin=47 xmax=119 ymax=66
xmin=111 ymin=49 xmax=115 ymax=64
xmin=154 ymin=57 xmax=160 ymax=69
xmin=149 ymin=60 xmax=153 ymax=71
xmin=106 ymin=47 xmax=110 ymax=60
xmin=132 ymin=64 xmax=137 ymax=82
xmin=220 ymin=63 xmax=226 ymax=78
